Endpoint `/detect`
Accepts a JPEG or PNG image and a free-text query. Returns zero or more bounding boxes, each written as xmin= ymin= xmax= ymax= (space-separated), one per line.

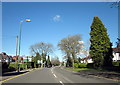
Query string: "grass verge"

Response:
xmin=65 ymin=67 xmax=102 ymax=72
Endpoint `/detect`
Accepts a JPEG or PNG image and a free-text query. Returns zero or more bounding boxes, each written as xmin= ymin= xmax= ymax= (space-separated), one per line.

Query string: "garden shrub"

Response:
xmin=87 ymin=63 xmax=94 ymax=68
xmin=74 ymin=63 xmax=79 ymax=68
xmin=74 ymin=63 xmax=88 ymax=68
xmin=78 ymin=63 xmax=87 ymax=68
xmin=112 ymin=61 xmax=120 ymax=66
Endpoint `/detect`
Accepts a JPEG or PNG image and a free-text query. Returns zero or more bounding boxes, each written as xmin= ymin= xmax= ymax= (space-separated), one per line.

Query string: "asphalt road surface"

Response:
xmin=2 ymin=67 xmax=119 ymax=85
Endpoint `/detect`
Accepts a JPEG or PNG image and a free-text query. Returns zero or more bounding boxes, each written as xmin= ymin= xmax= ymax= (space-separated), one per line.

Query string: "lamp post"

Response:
xmin=18 ymin=19 xmax=31 ymax=72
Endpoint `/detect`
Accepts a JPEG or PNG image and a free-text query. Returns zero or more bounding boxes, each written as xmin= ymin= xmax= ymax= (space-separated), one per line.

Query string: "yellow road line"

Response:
xmin=1 ymin=70 xmax=32 ymax=83
xmin=1 ymin=68 xmax=43 ymax=83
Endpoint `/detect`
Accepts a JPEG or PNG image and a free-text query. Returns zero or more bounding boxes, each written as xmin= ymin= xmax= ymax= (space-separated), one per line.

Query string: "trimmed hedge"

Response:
xmin=9 ymin=63 xmax=30 ymax=70
xmin=9 ymin=63 xmax=17 ymax=69
xmin=74 ymin=63 xmax=88 ymax=68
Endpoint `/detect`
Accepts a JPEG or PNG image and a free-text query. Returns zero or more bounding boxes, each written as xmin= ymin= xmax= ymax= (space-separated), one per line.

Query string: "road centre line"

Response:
xmin=53 ymin=74 xmax=57 ymax=78
xmin=59 ymin=80 xmax=64 ymax=85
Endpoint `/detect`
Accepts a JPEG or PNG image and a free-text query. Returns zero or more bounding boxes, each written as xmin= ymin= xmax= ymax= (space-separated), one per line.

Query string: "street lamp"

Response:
xmin=18 ymin=19 xmax=31 ymax=72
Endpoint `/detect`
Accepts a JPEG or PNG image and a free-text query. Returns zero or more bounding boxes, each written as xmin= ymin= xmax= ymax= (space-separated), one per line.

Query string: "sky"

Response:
xmin=2 ymin=2 xmax=118 ymax=61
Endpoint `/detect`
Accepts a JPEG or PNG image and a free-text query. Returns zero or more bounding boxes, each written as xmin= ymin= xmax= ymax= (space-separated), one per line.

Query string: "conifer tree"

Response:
xmin=90 ymin=16 xmax=113 ymax=68
xmin=46 ymin=55 xmax=52 ymax=67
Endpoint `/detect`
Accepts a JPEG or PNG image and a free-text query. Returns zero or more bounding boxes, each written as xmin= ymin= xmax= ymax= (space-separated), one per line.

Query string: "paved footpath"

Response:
xmin=1 ymin=69 xmax=33 ymax=81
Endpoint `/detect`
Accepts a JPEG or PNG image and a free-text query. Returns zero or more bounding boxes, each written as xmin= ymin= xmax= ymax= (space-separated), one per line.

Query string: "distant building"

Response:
xmin=12 ymin=56 xmax=18 ymax=62
xmin=113 ymin=45 xmax=120 ymax=62
xmin=23 ymin=57 xmax=32 ymax=62
xmin=0 ymin=52 xmax=12 ymax=63
xmin=81 ymin=56 xmax=93 ymax=63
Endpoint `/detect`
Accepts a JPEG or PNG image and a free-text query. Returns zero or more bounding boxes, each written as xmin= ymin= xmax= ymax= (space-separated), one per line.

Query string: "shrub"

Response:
xmin=78 ymin=63 xmax=87 ymax=68
xmin=8 ymin=67 xmax=16 ymax=71
xmin=26 ymin=62 xmax=32 ymax=68
xmin=9 ymin=63 xmax=28 ymax=70
xmin=9 ymin=63 xmax=17 ymax=68
xmin=112 ymin=61 xmax=120 ymax=66
xmin=74 ymin=63 xmax=79 ymax=68
xmin=74 ymin=63 xmax=88 ymax=68
xmin=2 ymin=62 xmax=9 ymax=69
xmin=87 ymin=63 xmax=94 ymax=68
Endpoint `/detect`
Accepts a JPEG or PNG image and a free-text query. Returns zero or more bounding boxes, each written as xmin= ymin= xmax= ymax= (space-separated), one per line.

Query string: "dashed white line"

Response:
xmin=59 ymin=81 xmax=64 ymax=85
xmin=53 ymin=74 xmax=57 ymax=78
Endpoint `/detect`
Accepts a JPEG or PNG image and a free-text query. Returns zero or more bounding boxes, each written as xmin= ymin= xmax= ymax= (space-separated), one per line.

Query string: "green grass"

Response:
xmin=66 ymin=67 xmax=101 ymax=72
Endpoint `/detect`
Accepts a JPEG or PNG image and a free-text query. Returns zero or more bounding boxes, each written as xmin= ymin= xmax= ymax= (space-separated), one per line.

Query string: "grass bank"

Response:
xmin=65 ymin=67 xmax=105 ymax=72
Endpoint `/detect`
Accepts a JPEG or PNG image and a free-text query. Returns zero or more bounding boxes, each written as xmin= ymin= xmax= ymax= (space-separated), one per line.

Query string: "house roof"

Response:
xmin=1 ymin=52 xmax=7 ymax=55
xmin=0 ymin=52 xmax=12 ymax=59
xmin=113 ymin=45 xmax=120 ymax=53
xmin=81 ymin=56 xmax=91 ymax=61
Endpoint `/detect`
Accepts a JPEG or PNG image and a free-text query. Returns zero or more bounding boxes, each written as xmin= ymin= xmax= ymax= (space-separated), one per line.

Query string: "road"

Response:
xmin=2 ymin=67 xmax=119 ymax=85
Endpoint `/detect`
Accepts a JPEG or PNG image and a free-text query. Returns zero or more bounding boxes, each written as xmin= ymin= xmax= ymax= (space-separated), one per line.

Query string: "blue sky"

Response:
xmin=2 ymin=2 xmax=118 ymax=61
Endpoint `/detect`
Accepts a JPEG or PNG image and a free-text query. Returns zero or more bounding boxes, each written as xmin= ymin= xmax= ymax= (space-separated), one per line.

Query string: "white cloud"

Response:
xmin=53 ymin=15 xmax=61 ymax=22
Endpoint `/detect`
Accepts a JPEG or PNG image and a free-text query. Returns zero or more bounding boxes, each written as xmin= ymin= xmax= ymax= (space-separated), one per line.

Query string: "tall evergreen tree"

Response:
xmin=46 ymin=55 xmax=52 ymax=67
xmin=34 ymin=52 xmax=41 ymax=68
xmin=90 ymin=16 xmax=113 ymax=68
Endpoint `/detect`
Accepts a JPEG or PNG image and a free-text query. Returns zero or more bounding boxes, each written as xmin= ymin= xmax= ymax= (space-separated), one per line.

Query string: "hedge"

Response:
xmin=9 ymin=63 xmax=29 ymax=70
xmin=74 ymin=63 xmax=88 ymax=68
xmin=73 ymin=62 xmax=120 ymax=69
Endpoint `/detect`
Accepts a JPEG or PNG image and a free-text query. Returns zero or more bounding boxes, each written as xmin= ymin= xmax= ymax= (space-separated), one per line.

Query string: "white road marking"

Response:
xmin=59 ymin=81 xmax=64 ymax=85
xmin=51 ymin=68 xmax=53 ymax=74
xmin=53 ymin=74 xmax=57 ymax=78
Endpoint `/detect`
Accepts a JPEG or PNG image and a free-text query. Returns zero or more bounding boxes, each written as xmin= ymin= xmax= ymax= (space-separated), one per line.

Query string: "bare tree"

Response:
xmin=30 ymin=42 xmax=53 ymax=56
xmin=51 ymin=56 xmax=60 ymax=66
xmin=81 ymin=41 xmax=90 ymax=57
xmin=58 ymin=34 xmax=83 ymax=68
xmin=110 ymin=0 xmax=120 ymax=8
xmin=30 ymin=42 xmax=53 ymax=67
xmin=116 ymin=38 xmax=120 ymax=47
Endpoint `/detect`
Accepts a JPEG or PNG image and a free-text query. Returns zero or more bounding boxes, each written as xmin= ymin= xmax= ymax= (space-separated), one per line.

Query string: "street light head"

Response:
xmin=26 ymin=19 xmax=31 ymax=22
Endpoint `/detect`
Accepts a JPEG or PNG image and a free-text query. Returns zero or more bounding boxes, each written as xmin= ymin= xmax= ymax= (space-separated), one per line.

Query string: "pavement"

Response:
xmin=1 ymin=67 xmax=120 ymax=85
xmin=2 ymin=69 xmax=34 ymax=80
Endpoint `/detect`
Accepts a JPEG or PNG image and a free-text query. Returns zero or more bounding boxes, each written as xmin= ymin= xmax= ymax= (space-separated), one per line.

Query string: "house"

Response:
xmin=81 ymin=56 xmax=93 ymax=63
xmin=0 ymin=52 xmax=12 ymax=63
xmin=23 ymin=57 xmax=32 ymax=62
xmin=112 ymin=45 xmax=120 ymax=62
xmin=81 ymin=43 xmax=120 ymax=63
xmin=0 ymin=54 xmax=3 ymax=62
xmin=12 ymin=56 xmax=18 ymax=62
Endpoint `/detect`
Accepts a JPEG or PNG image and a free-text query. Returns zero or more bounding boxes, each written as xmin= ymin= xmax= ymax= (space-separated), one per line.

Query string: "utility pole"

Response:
xmin=27 ymin=56 xmax=28 ymax=69
xmin=16 ymin=36 xmax=18 ymax=58
xmin=16 ymin=36 xmax=18 ymax=70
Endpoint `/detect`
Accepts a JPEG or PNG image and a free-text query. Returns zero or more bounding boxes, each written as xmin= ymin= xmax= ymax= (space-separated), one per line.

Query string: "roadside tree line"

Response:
xmin=58 ymin=16 xmax=114 ymax=69
xmin=30 ymin=42 xmax=60 ymax=68
xmin=30 ymin=16 xmax=115 ymax=69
